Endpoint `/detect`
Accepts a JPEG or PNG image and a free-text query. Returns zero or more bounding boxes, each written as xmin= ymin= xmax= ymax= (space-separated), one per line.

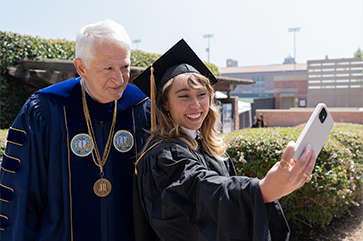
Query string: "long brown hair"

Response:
xmin=144 ymin=72 xmax=227 ymax=161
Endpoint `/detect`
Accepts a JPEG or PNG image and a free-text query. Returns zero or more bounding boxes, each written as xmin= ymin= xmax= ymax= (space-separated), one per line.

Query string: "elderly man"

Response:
xmin=0 ymin=19 xmax=150 ymax=240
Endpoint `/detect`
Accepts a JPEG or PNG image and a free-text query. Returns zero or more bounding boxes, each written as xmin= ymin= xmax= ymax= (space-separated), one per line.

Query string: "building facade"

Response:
xmin=219 ymin=63 xmax=307 ymax=98
xmin=307 ymin=57 xmax=363 ymax=107
xmin=274 ymin=74 xmax=308 ymax=109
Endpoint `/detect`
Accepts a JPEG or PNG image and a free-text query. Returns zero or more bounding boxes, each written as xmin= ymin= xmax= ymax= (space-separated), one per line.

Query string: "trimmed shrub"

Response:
xmin=0 ymin=31 xmax=76 ymax=72
xmin=0 ymin=76 xmax=29 ymax=128
xmin=224 ymin=123 xmax=363 ymax=236
xmin=0 ymin=31 xmax=220 ymax=129
xmin=1 ymin=31 xmax=221 ymax=76
xmin=1 ymin=120 xmax=362 ymax=237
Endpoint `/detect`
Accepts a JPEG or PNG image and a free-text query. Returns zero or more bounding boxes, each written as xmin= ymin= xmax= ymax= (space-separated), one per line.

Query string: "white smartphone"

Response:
xmin=292 ymin=103 xmax=334 ymax=161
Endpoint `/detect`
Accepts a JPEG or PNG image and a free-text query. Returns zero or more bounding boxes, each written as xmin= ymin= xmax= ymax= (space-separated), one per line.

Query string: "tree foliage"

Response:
xmin=354 ymin=48 xmax=362 ymax=59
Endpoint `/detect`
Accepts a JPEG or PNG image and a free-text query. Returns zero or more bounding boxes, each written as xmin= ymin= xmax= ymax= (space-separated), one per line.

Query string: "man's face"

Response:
xmin=75 ymin=39 xmax=130 ymax=103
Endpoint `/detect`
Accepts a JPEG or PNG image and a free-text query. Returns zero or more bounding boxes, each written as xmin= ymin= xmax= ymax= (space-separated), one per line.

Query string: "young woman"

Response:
xmin=132 ymin=39 xmax=315 ymax=241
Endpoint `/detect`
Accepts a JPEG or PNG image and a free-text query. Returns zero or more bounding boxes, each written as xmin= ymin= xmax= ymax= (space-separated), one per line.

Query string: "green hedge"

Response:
xmin=0 ymin=31 xmax=221 ymax=75
xmin=224 ymin=123 xmax=363 ymax=237
xmin=0 ymin=31 xmax=220 ymax=129
xmin=1 ymin=123 xmax=362 ymax=238
xmin=0 ymin=31 xmax=76 ymax=72
xmin=129 ymin=50 xmax=220 ymax=76
xmin=0 ymin=76 xmax=29 ymax=128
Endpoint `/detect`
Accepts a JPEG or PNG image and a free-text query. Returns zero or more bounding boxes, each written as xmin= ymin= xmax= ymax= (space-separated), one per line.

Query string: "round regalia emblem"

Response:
xmin=71 ymin=133 xmax=94 ymax=157
xmin=113 ymin=130 xmax=134 ymax=152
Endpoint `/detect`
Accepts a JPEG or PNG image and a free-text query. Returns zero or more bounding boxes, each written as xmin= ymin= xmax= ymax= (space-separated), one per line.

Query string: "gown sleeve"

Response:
xmin=136 ymin=140 xmax=289 ymax=241
xmin=0 ymin=93 xmax=53 ymax=240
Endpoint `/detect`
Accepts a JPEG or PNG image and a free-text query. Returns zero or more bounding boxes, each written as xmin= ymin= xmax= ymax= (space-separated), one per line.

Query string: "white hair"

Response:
xmin=75 ymin=19 xmax=131 ymax=67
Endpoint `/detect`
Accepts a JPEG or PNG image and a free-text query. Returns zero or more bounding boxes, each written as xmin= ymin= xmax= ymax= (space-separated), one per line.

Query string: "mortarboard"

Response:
xmin=132 ymin=38 xmax=218 ymax=129
xmin=133 ymin=39 xmax=218 ymax=97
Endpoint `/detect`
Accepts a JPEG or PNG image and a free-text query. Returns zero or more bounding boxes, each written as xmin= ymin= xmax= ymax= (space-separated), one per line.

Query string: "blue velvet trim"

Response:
xmin=0 ymin=215 xmax=10 ymax=231
xmin=1 ymin=154 xmax=22 ymax=173
xmin=0 ymin=184 xmax=15 ymax=202
xmin=7 ymin=127 xmax=28 ymax=146
xmin=39 ymin=77 xmax=148 ymax=122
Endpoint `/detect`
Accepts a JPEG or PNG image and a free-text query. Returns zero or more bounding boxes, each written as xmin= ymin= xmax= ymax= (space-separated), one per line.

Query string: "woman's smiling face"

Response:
xmin=163 ymin=74 xmax=210 ymax=130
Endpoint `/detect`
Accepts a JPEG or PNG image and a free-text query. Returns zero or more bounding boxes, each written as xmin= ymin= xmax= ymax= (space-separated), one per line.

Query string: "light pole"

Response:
xmin=288 ymin=27 xmax=300 ymax=75
xmin=132 ymin=39 xmax=141 ymax=50
xmin=203 ymin=34 xmax=213 ymax=63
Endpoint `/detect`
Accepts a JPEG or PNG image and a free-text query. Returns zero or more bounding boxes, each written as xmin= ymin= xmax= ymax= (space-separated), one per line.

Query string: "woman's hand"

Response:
xmin=259 ymin=141 xmax=316 ymax=203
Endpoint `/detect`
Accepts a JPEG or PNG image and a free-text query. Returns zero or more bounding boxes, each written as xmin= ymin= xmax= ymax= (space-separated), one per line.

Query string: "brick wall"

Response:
xmin=256 ymin=108 xmax=363 ymax=127
xmin=274 ymin=75 xmax=308 ymax=109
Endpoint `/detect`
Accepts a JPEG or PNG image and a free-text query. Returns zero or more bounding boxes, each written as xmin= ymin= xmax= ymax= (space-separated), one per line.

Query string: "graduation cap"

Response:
xmin=132 ymin=39 xmax=218 ymax=128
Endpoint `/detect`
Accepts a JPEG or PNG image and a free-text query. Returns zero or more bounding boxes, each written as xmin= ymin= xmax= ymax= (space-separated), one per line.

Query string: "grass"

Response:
xmin=239 ymin=98 xmax=254 ymax=103
xmin=0 ymin=129 xmax=8 ymax=162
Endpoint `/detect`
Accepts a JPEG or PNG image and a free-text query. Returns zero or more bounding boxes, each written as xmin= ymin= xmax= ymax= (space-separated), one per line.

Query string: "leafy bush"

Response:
xmin=1 ymin=31 xmax=221 ymax=76
xmin=130 ymin=50 xmax=161 ymax=68
xmin=0 ymin=31 xmax=220 ymax=129
xmin=130 ymin=50 xmax=220 ymax=77
xmin=0 ymin=76 xmax=29 ymax=128
xmin=0 ymin=31 xmax=77 ymax=129
xmin=0 ymin=31 xmax=76 ymax=72
xmin=1 ymin=121 xmax=362 ymax=237
xmin=224 ymin=123 xmax=363 ymax=237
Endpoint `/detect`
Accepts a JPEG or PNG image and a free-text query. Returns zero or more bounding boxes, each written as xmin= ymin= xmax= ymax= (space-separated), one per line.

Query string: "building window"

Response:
xmin=352 ymin=73 xmax=363 ymax=76
xmin=309 ymin=63 xmax=321 ymax=66
xmin=336 ymin=73 xmax=350 ymax=77
xmin=337 ymin=62 xmax=350 ymax=65
xmin=251 ymin=76 xmax=265 ymax=93
xmin=308 ymin=69 xmax=321 ymax=72
xmin=308 ymin=80 xmax=321 ymax=84
xmin=336 ymin=85 xmax=349 ymax=88
xmin=322 ymin=80 xmax=335 ymax=83
xmin=336 ymin=68 xmax=349 ymax=71
xmin=336 ymin=79 xmax=349 ymax=83
xmin=308 ymin=74 xmax=321 ymax=78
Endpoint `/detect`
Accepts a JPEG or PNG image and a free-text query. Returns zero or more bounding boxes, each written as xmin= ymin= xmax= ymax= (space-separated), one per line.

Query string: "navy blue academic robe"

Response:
xmin=0 ymin=77 xmax=150 ymax=241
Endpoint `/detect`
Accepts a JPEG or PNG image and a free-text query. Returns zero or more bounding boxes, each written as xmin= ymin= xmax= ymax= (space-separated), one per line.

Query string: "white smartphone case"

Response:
xmin=292 ymin=103 xmax=334 ymax=161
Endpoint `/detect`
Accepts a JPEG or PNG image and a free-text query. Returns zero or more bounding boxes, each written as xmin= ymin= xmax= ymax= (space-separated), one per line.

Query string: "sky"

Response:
xmin=0 ymin=0 xmax=362 ymax=68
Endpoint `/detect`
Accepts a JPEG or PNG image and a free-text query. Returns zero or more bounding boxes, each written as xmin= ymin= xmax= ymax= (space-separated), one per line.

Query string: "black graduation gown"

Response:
xmin=134 ymin=139 xmax=290 ymax=241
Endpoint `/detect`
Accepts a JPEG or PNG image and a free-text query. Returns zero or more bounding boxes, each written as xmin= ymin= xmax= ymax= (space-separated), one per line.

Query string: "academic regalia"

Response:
xmin=132 ymin=39 xmax=290 ymax=241
xmin=0 ymin=77 xmax=150 ymax=241
xmin=135 ymin=139 xmax=289 ymax=241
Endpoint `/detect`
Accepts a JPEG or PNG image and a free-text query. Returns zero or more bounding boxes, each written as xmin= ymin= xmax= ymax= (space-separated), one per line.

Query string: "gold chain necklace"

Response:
xmin=81 ymin=78 xmax=117 ymax=197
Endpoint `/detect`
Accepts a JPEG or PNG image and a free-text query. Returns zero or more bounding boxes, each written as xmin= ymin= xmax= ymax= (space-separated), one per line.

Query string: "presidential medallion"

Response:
xmin=93 ymin=178 xmax=112 ymax=197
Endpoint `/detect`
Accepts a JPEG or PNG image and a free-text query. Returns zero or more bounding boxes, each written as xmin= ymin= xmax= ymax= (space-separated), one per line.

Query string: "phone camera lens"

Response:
xmin=319 ymin=108 xmax=327 ymax=123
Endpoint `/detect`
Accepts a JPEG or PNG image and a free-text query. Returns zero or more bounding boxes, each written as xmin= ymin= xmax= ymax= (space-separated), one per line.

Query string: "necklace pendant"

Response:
xmin=93 ymin=178 xmax=112 ymax=197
